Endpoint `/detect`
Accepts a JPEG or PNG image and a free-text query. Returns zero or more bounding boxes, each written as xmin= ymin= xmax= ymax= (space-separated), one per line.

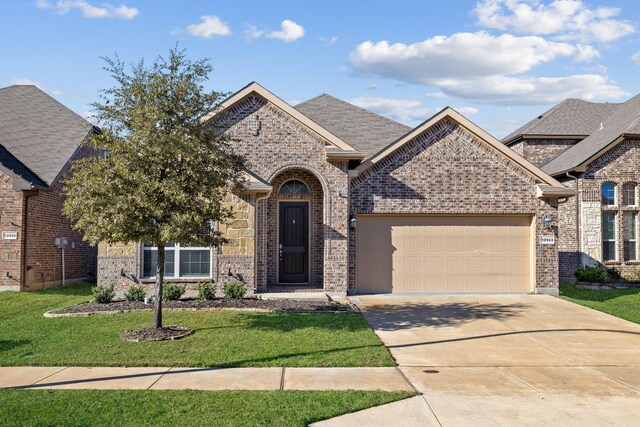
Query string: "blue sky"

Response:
xmin=2 ymin=0 xmax=639 ymax=137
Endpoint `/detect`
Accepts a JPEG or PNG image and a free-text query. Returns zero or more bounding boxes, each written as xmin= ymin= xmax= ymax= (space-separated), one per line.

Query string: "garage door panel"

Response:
xmin=356 ymin=216 xmax=532 ymax=293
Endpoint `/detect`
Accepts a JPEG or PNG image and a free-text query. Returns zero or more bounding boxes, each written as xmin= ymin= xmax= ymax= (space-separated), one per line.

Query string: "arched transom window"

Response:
xmin=623 ymin=183 xmax=637 ymax=206
xmin=279 ymin=180 xmax=310 ymax=195
xmin=601 ymin=182 xmax=616 ymax=206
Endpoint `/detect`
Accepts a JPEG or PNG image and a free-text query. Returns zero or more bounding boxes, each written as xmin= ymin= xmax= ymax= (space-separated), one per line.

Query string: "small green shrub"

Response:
xmin=124 ymin=284 xmax=146 ymax=302
xmin=606 ymin=267 xmax=623 ymax=280
xmin=222 ymin=281 xmax=246 ymax=299
xmin=162 ymin=283 xmax=186 ymax=300
xmin=574 ymin=265 xmax=606 ymax=283
xmin=92 ymin=284 xmax=115 ymax=304
xmin=197 ymin=281 xmax=216 ymax=300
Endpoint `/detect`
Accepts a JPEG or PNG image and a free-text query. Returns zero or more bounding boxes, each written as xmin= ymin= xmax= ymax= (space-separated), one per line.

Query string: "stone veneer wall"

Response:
xmin=0 ymin=172 xmax=24 ymax=290
xmin=350 ymin=119 xmax=560 ymax=293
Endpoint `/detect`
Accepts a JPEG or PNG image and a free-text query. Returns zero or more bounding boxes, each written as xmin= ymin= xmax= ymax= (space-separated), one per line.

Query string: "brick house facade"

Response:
xmin=504 ymin=94 xmax=640 ymax=279
xmin=98 ymin=83 xmax=572 ymax=295
xmin=0 ymin=85 xmax=97 ymax=291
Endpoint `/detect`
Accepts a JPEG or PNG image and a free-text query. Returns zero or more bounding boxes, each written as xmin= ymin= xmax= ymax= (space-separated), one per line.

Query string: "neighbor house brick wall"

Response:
xmin=23 ymin=178 xmax=97 ymax=290
xmin=350 ymin=119 xmax=560 ymax=293
xmin=512 ymin=139 xmax=580 ymax=167
xmin=0 ymin=172 xmax=24 ymax=290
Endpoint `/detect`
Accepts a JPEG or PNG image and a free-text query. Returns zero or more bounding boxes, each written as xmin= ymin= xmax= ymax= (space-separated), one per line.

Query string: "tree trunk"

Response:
xmin=154 ymin=244 xmax=165 ymax=329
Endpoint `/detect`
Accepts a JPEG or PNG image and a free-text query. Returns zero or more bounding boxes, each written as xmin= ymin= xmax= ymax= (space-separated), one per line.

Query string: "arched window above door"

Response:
xmin=279 ymin=180 xmax=310 ymax=195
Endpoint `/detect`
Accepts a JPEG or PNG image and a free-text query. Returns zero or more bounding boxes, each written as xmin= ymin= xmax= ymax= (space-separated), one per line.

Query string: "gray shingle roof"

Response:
xmin=502 ymin=99 xmax=621 ymax=144
xmin=294 ymin=94 xmax=411 ymax=159
xmin=0 ymin=85 xmax=93 ymax=187
xmin=542 ymin=94 xmax=640 ymax=176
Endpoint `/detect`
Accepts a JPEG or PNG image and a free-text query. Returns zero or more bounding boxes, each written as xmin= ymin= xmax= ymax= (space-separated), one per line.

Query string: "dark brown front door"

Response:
xmin=279 ymin=202 xmax=309 ymax=283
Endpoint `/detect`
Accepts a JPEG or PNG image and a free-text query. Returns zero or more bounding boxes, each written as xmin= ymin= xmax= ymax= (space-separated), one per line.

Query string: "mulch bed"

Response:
xmin=45 ymin=297 xmax=356 ymax=317
xmin=121 ymin=325 xmax=193 ymax=342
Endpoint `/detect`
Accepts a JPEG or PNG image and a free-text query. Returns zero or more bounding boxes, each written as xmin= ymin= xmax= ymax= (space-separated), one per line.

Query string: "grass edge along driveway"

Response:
xmin=560 ymin=281 xmax=640 ymax=325
xmin=0 ymin=284 xmax=394 ymax=368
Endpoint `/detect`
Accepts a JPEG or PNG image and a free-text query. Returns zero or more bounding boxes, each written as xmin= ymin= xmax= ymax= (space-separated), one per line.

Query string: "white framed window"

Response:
xmin=623 ymin=183 xmax=637 ymax=206
xmin=602 ymin=212 xmax=617 ymax=261
xmin=601 ymin=182 xmax=616 ymax=206
xmin=624 ymin=212 xmax=637 ymax=261
xmin=142 ymin=243 xmax=211 ymax=278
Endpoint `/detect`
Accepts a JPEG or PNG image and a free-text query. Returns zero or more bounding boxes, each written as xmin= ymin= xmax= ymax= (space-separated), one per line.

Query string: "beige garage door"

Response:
xmin=356 ymin=216 xmax=532 ymax=293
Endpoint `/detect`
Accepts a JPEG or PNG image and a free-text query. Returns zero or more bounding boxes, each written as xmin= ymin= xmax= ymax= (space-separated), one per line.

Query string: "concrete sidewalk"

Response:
xmin=0 ymin=366 xmax=415 ymax=392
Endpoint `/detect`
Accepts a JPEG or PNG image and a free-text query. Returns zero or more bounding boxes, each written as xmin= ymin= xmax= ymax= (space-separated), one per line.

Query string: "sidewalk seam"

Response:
xmin=30 ymin=366 xmax=69 ymax=387
xmin=395 ymin=367 xmax=419 ymax=393
xmin=280 ymin=367 xmax=285 ymax=391
xmin=146 ymin=367 xmax=171 ymax=390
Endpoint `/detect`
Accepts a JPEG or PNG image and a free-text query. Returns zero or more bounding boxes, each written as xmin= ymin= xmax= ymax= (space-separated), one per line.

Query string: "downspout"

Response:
xmin=566 ymin=172 xmax=580 ymax=266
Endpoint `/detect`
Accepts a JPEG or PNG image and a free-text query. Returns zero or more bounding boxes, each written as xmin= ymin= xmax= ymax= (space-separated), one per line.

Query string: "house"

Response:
xmin=503 ymin=94 xmax=640 ymax=279
xmin=97 ymin=82 xmax=573 ymax=295
xmin=0 ymin=85 xmax=97 ymax=291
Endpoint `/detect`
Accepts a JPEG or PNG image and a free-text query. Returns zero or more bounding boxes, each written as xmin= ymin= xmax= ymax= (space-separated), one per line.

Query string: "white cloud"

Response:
xmin=437 ymin=74 xmax=628 ymax=105
xmin=474 ymin=0 xmax=635 ymax=43
xmin=185 ymin=16 xmax=231 ymax=38
xmin=36 ymin=0 xmax=139 ymax=20
xmin=632 ymin=51 xmax=640 ymax=64
xmin=244 ymin=25 xmax=263 ymax=39
xmin=350 ymin=32 xmax=584 ymax=85
xmin=266 ymin=19 xmax=305 ymax=42
xmin=426 ymin=91 xmax=448 ymax=99
xmin=327 ymin=35 xmax=338 ymax=45
xmin=10 ymin=77 xmax=63 ymax=96
xmin=348 ymin=96 xmax=479 ymax=124
xmin=366 ymin=84 xmax=377 ymax=90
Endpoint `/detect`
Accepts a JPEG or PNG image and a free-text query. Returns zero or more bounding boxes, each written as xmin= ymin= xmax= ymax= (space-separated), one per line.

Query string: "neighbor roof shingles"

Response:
xmin=502 ymin=99 xmax=621 ymax=144
xmin=542 ymin=94 xmax=640 ymax=176
xmin=0 ymin=85 xmax=93 ymax=187
xmin=294 ymin=94 xmax=411 ymax=159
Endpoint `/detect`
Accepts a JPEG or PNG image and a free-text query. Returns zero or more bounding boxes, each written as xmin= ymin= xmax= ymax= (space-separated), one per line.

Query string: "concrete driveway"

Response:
xmin=355 ymin=294 xmax=640 ymax=426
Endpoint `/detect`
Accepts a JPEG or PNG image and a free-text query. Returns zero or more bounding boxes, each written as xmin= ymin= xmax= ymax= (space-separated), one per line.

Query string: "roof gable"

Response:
xmin=502 ymin=99 xmax=621 ymax=144
xmin=0 ymin=85 xmax=94 ymax=187
xmin=294 ymin=94 xmax=410 ymax=159
xmin=542 ymin=94 xmax=640 ymax=176
xmin=355 ymin=107 xmax=566 ymax=189
xmin=204 ymin=82 xmax=356 ymax=152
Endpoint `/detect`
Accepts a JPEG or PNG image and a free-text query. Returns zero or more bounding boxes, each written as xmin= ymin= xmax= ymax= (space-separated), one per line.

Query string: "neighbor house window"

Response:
xmin=143 ymin=243 xmax=210 ymax=278
xmin=279 ymin=180 xmax=310 ymax=195
xmin=624 ymin=212 xmax=637 ymax=261
xmin=623 ymin=183 xmax=637 ymax=206
xmin=601 ymin=183 xmax=616 ymax=206
xmin=602 ymin=212 xmax=616 ymax=261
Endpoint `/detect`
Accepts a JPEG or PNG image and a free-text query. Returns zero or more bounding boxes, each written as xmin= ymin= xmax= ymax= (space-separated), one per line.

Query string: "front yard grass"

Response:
xmin=560 ymin=281 xmax=640 ymax=324
xmin=0 ymin=284 xmax=394 ymax=367
xmin=0 ymin=389 xmax=415 ymax=426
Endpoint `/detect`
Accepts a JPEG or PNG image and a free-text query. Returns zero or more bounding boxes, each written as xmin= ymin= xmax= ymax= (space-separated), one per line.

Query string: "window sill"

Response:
xmin=140 ymin=277 xmax=213 ymax=283
xmin=602 ymin=261 xmax=621 ymax=266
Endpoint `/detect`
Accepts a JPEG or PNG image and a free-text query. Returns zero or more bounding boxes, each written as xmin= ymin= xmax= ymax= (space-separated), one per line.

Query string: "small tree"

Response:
xmin=63 ymin=48 xmax=244 ymax=329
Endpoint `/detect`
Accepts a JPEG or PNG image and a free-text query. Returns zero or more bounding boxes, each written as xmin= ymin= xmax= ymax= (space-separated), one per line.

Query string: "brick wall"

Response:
xmin=0 ymin=172 xmax=24 ymax=290
xmin=23 ymin=178 xmax=97 ymax=290
xmin=512 ymin=139 xmax=580 ymax=167
xmin=350 ymin=119 xmax=560 ymax=293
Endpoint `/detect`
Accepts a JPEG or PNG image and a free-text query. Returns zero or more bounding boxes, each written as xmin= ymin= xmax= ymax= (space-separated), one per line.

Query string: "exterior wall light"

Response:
xmin=349 ymin=214 xmax=357 ymax=230
xmin=542 ymin=214 xmax=553 ymax=230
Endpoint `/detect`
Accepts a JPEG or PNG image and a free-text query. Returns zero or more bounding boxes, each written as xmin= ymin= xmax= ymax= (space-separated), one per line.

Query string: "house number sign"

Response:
xmin=2 ymin=231 xmax=18 ymax=240
xmin=539 ymin=235 xmax=555 ymax=245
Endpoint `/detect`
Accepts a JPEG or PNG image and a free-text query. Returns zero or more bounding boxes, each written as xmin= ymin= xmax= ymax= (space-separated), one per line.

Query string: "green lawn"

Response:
xmin=0 ymin=284 xmax=394 ymax=367
xmin=560 ymin=281 xmax=640 ymax=324
xmin=0 ymin=389 xmax=414 ymax=426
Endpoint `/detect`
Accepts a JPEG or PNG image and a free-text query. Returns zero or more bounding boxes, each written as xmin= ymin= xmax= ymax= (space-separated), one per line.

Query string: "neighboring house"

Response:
xmin=503 ymin=94 xmax=640 ymax=279
xmin=98 ymin=82 xmax=572 ymax=295
xmin=0 ymin=85 xmax=97 ymax=291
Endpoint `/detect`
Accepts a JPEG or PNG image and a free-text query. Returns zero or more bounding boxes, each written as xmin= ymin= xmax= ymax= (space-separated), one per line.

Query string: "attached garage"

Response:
xmin=356 ymin=215 xmax=533 ymax=294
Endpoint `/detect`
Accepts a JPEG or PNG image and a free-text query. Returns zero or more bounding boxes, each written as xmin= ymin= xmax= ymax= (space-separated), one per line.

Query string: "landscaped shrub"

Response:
xmin=574 ymin=265 xmax=606 ymax=283
xmin=197 ymin=281 xmax=216 ymax=300
xmin=124 ymin=284 xmax=146 ymax=302
xmin=92 ymin=284 xmax=115 ymax=304
xmin=162 ymin=283 xmax=186 ymax=300
xmin=606 ymin=267 xmax=623 ymax=281
xmin=222 ymin=281 xmax=246 ymax=299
